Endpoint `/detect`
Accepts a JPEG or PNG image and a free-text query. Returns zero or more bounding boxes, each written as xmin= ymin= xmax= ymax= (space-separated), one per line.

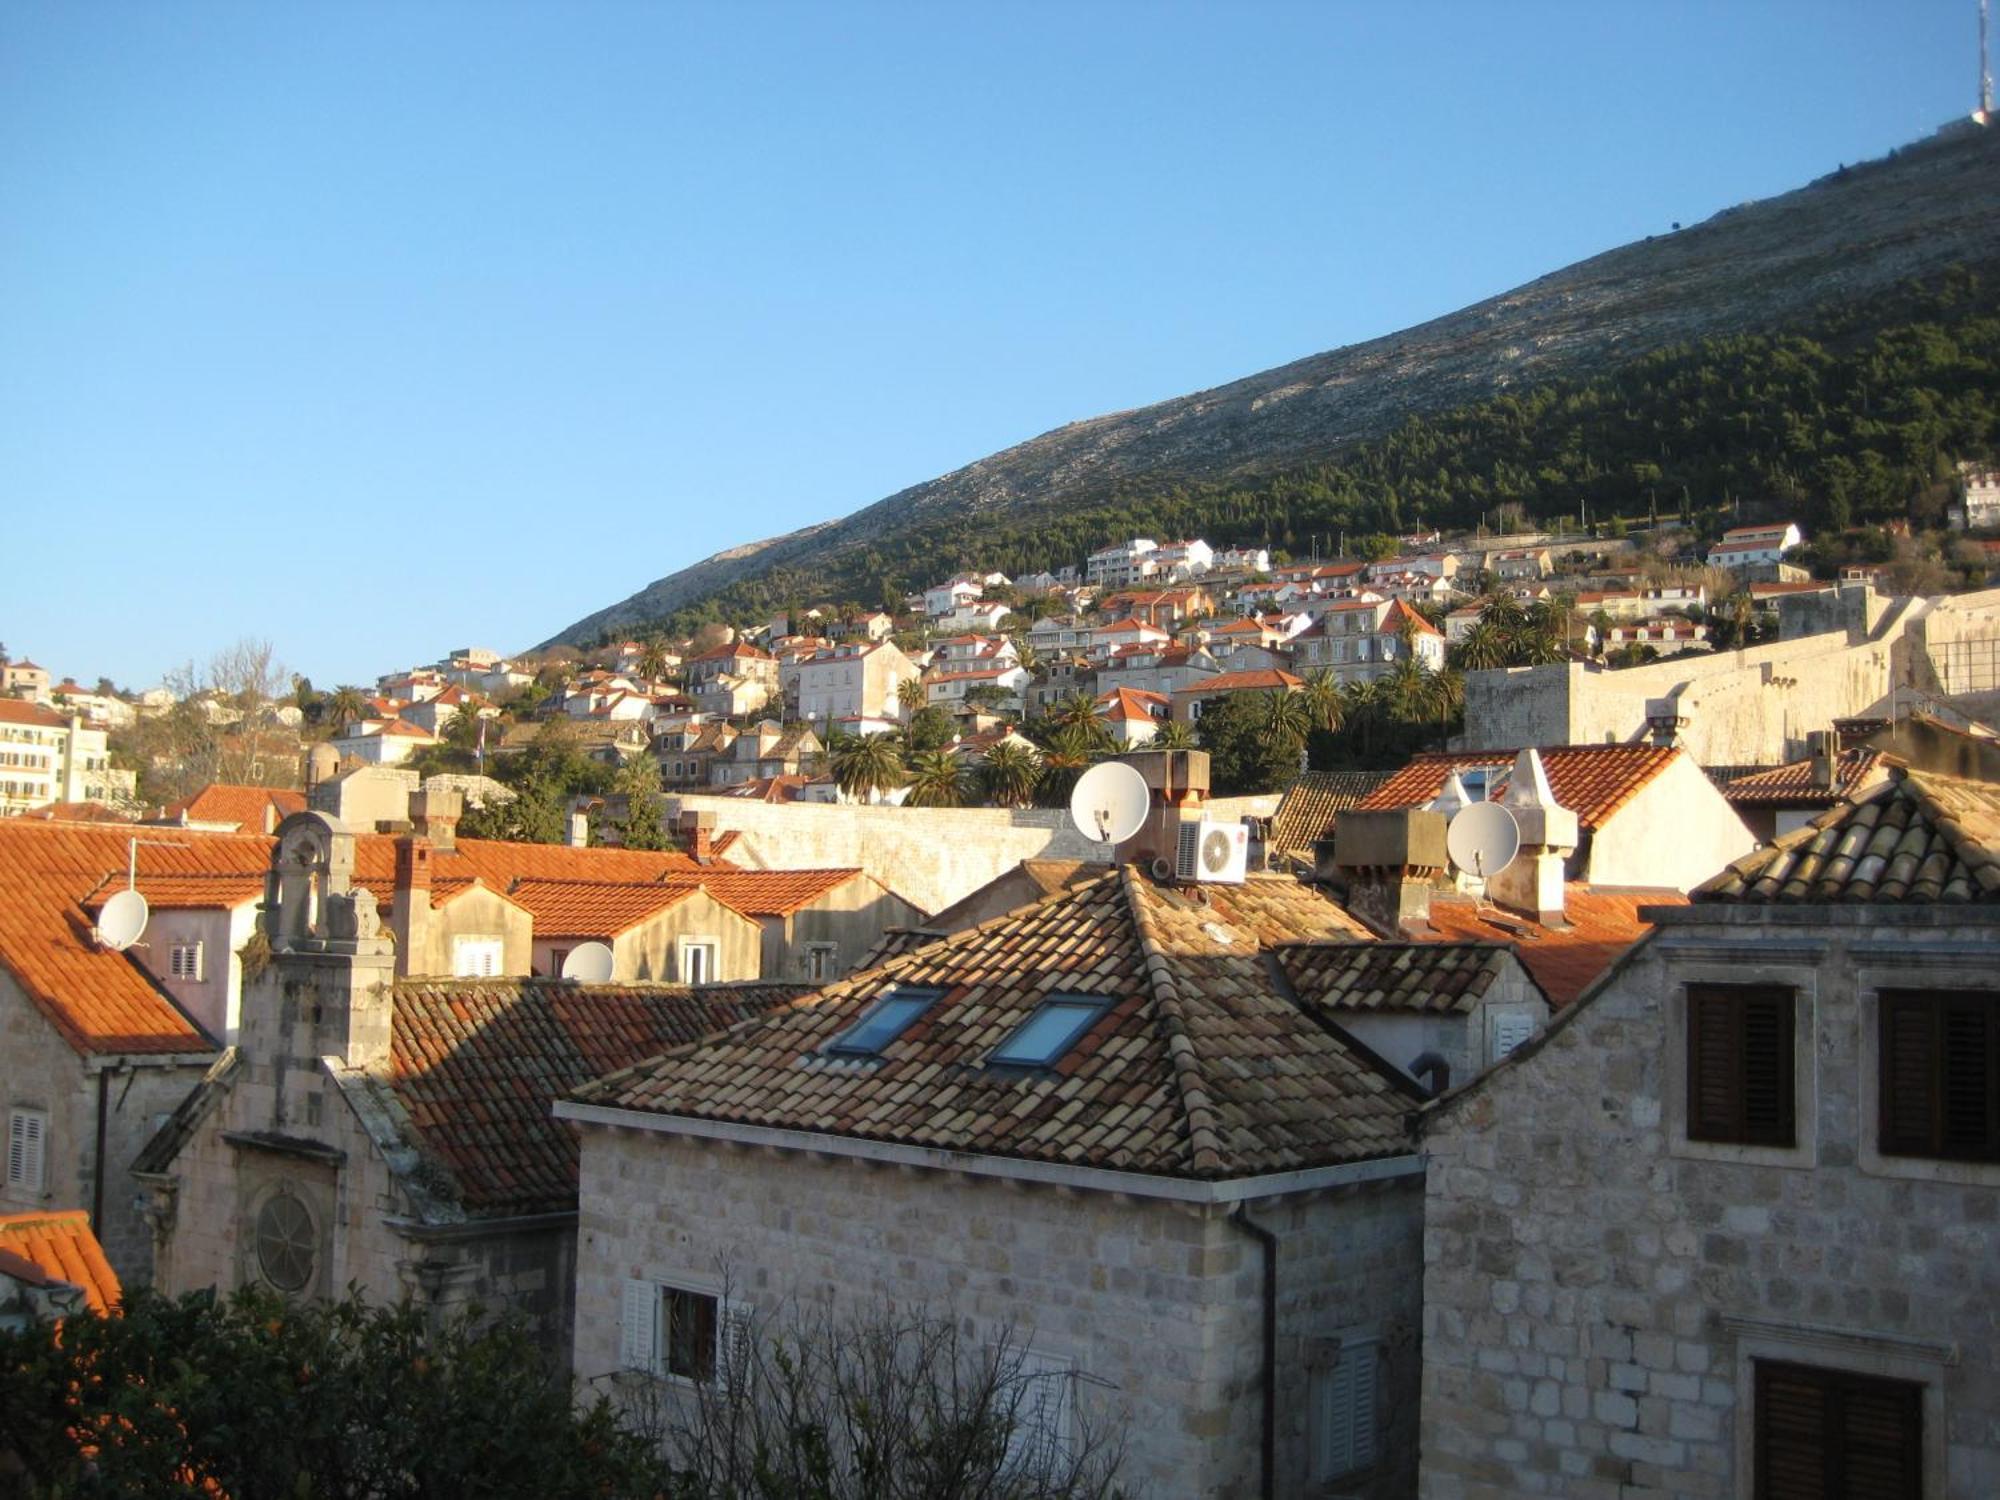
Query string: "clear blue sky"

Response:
xmin=0 ymin=1 xmax=1978 ymax=690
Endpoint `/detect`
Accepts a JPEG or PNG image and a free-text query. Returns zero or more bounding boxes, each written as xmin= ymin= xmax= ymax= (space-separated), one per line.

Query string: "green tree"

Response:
xmin=1196 ymin=692 xmax=1302 ymax=795
xmin=978 ymin=741 xmax=1042 ymax=808
xmin=896 ymin=676 xmax=927 ymax=717
xmin=0 ymin=1285 xmax=666 ymax=1499
xmin=904 ymin=704 xmax=956 ymax=752
xmin=605 ymin=750 xmax=671 ymax=849
xmin=902 ymin=748 xmax=973 ymax=808
xmin=1152 ymin=719 xmax=1197 ymax=749
xmin=828 ymin=732 xmax=906 ymax=802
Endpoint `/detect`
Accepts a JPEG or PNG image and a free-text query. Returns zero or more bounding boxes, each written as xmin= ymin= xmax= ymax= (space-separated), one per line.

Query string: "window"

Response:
xmin=255 ymin=1190 xmax=316 ymax=1293
xmin=826 ymin=986 xmax=940 ymax=1057
xmin=6 ymin=1109 xmax=46 ymax=1192
xmin=1880 ymin=989 xmax=1999 ymax=1163
xmin=1755 ymin=1360 xmax=1922 ymax=1499
xmin=169 ymin=940 xmax=203 ymax=982
xmin=452 ymin=936 xmax=503 ymax=978
xmin=549 ymin=947 xmax=571 ymax=978
xmin=1687 ymin=984 xmax=1795 ymax=1148
xmin=991 ymin=997 xmax=1109 ymax=1068
xmin=620 ymin=1279 xmax=749 ymax=1386
xmin=1492 ymin=1011 xmax=1534 ymax=1060
xmin=804 ymin=942 xmax=840 ymax=984
xmin=1310 ymin=1334 xmax=1380 ymax=1481
xmin=1004 ymin=1349 xmax=1075 ymax=1479
xmin=679 ymin=938 xmax=720 ymax=985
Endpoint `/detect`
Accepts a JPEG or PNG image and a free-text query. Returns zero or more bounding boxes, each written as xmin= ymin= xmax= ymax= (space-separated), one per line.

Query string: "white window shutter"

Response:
xmin=718 ymin=1297 xmax=754 ymax=1392
xmin=1313 ymin=1336 xmax=1379 ymax=1480
xmin=7 ymin=1112 xmax=44 ymax=1191
xmin=620 ymin=1278 xmax=658 ymax=1373
xmin=1493 ymin=1012 xmax=1534 ymax=1060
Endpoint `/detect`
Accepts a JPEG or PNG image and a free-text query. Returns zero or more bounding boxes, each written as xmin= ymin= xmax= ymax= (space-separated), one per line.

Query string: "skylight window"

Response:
xmin=825 ymin=987 xmax=942 ymax=1058
xmin=991 ymin=997 xmax=1109 ymax=1068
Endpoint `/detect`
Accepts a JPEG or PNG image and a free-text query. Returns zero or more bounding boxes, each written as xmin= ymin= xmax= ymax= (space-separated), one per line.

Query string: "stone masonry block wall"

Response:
xmin=1418 ymin=916 xmax=2000 ymax=1499
xmin=574 ymin=1129 xmax=1427 ymax=1499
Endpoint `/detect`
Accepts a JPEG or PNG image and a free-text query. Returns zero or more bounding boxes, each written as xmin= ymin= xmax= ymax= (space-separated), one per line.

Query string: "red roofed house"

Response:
xmin=1170 ymin=668 xmax=1305 ymax=725
xmin=0 ymin=820 xmax=269 ymax=1285
xmin=1355 ymin=743 xmax=1754 ymax=893
xmin=135 ymin=811 xmax=807 ymax=1360
xmin=1292 ymin=597 xmax=1445 ymax=685
xmin=1093 ymin=686 xmax=1172 ymax=746
xmin=155 ymin=783 xmax=307 ymax=835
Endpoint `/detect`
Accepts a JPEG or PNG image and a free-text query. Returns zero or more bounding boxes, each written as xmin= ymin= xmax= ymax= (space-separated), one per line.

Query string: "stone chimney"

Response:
xmin=390 ymin=834 xmax=433 ymax=978
xmin=1486 ymin=748 xmax=1579 ymax=926
xmin=410 ymin=785 xmax=461 ymax=852
xmin=679 ymin=809 xmax=716 ymax=863
xmin=1645 ymin=696 xmax=1691 ymax=750
xmin=567 ymin=808 xmax=591 ymax=848
xmin=1113 ymin=749 xmax=1210 ymax=873
xmin=1330 ymin=808 xmax=1449 ymax=931
xmin=1806 ymin=730 xmax=1838 ymax=790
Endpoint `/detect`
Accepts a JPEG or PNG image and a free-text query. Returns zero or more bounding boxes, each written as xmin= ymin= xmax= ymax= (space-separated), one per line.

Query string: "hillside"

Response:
xmin=544 ymin=121 xmax=2000 ymax=647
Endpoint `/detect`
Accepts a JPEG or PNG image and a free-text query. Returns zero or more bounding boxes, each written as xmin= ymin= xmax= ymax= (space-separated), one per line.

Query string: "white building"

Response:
xmin=1950 ymin=463 xmax=2000 ymax=530
xmin=795 ymin=642 xmax=921 ymax=725
xmin=1708 ymin=522 xmax=1803 ymax=570
xmin=0 ymin=701 xmax=133 ymax=817
xmin=1085 ymin=538 xmax=1159 ymax=590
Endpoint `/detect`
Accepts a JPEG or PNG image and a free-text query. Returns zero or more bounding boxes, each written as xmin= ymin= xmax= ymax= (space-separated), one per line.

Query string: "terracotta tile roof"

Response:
xmin=370 ymin=979 xmax=808 ymax=1217
xmin=1356 ymin=744 xmax=1682 ymax=830
xmin=689 ymin=641 xmax=773 ymax=663
xmin=0 ymin=699 xmax=68 ymax=727
xmin=1093 ymin=686 xmax=1170 ymax=722
xmin=1275 ymin=940 xmax=1533 ymax=1014
xmin=84 ymin=873 xmax=266 ymax=911
xmin=0 ymin=821 xmax=271 ymax=1055
xmin=664 ymin=868 xmax=870 ymax=917
xmin=0 ymin=1210 xmax=121 ymax=1315
xmin=20 ymin=802 xmax=139 ymax=824
xmin=505 ymin=879 xmax=709 ymax=939
xmin=1411 ymin=887 xmax=1682 ymax=1007
xmin=1383 ymin=597 xmax=1442 ymax=637
xmin=160 ymin=783 xmax=308 ymax=833
xmin=1722 ymin=748 xmax=1887 ymax=807
xmin=1176 ymin=669 xmax=1304 ymax=695
xmin=854 ymin=926 xmax=952 ymax=967
xmin=572 ymin=868 xmax=1411 ymax=1179
xmin=1695 ymin=768 xmax=2000 ymax=905
xmin=1269 ymin=770 xmax=1394 ymax=852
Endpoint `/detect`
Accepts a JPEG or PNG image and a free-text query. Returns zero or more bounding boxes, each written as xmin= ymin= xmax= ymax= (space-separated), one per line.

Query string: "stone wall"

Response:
xmin=1418 ymin=910 xmax=2000 ymax=1499
xmin=573 ymin=1127 xmax=1425 ymax=1499
xmin=0 ymin=971 xmax=214 ymax=1287
xmin=675 ymin=796 xmax=1110 ymax=916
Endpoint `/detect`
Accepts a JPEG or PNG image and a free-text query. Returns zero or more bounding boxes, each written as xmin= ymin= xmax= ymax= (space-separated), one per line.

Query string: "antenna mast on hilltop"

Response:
xmin=1984 ymin=0 xmax=1995 ymax=120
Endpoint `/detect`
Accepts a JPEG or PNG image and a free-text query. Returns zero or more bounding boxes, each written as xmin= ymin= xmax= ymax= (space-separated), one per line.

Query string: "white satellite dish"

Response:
xmin=560 ymin=941 xmax=616 ymax=984
xmin=96 ymin=888 xmax=151 ymax=951
xmin=1446 ymin=801 xmax=1521 ymax=879
xmin=1068 ymin=760 xmax=1151 ymax=845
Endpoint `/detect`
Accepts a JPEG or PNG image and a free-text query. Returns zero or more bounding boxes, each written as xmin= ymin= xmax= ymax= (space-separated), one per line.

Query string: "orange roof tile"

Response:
xmin=1412 ymin=887 xmax=1680 ymax=1007
xmin=160 ymin=783 xmax=307 ymax=833
xmin=0 ymin=821 xmax=272 ymax=1055
xmin=0 ymin=699 xmax=68 ymax=727
xmin=504 ymin=880 xmax=710 ymax=939
xmin=1177 ymin=669 xmax=1304 ymax=695
xmin=1722 ymin=748 xmax=1887 ymax=807
xmin=1356 ymin=744 xmax=1682 ymax=831
xmin=0 ymin=1210 xmax=121 ymax=1315
xmin=572 ymin=868 xmax=1408 ymax=1179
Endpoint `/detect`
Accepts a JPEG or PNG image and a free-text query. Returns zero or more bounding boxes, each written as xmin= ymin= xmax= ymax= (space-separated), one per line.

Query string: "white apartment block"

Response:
xmin=0 ymin=701 xmax=133 ymax=816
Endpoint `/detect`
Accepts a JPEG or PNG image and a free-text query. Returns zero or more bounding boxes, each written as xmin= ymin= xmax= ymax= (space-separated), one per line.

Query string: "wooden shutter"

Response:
xmin=1312 ymin=1336 xmax=1379 ymax=1480
xmin=1882 ymin=991 xmax=1999 ymax=1162
xmin=1755 ymin=1360 xmax=1921 ymax=1500
xmin=1687 ymin=986 xmax=1794 ymax=1147
xmin=718 ymin=1298 xmax=755 ymax=1393
xmin=619 ymin=1278 xmax=658 ymax=1373
xmin=6 ymin=1111 xmax=44 ymax=1192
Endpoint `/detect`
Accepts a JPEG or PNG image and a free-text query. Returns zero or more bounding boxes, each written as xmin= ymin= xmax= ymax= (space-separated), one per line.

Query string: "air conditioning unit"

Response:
xmin=1175 ymin=818 xmax=1249 ymax=885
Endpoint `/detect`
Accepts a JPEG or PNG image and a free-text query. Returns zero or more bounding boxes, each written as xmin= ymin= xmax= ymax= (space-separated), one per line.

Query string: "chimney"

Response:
xmin=1645 ymin=696 xmax=1691 ymax=750
xmin=567 ymin=809 xmax=591 ymax=848
xmin=1806 ymin=730 xmax=1838 ymax=790
xmin=679 ymin=809 xmax=716 ymax=863
xmin=410 ymin=785 xmax=462 ymax=852
xmin=1330 ymin=808 xmax=1449 ymax=931
xmin=390 ymin=835 xmax=433 ymax=979
xmin=1486 ymin=748 xmax=1579 ymax=926
xmin=1113 ymin=749 xmax=1210 ymax=872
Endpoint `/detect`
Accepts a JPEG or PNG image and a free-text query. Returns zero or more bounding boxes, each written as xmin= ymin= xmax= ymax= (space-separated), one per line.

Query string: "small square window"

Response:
xmin=620 ymin=1279 xmax=749 ymax=1387
xmin=991 ymin=997 xmax=1110 ymax=1069
xmin=452 ymin=936 xmax=503 ymax=978
xmin=169 ymin=940 xmax=203 ymax=983
xmin=826 ymin=986 xmax=941 ymax=1057
xmin=679 ymin=938 xmax=720 ymax=986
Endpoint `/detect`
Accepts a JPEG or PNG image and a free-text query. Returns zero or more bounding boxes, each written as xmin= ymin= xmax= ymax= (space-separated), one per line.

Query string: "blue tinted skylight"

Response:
xmin=990 ymin=997 xmax=1108 ymax=1068
xmin=825 ymin=987 xmax=941 ymax=1057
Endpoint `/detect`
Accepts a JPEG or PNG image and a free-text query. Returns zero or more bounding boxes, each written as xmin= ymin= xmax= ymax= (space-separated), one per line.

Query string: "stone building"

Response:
xmin=135 ymin=810 xmax=803 ymax=1357
xmin=1417 ymin=766 xmax=2000 ymax=1498
xmin=560 ymin=867 xmax=1452 ymax=1500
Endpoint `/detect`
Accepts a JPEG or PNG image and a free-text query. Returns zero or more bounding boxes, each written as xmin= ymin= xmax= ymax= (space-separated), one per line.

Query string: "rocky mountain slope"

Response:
xmin=545 ymin=121 xmax=2000 ymax=647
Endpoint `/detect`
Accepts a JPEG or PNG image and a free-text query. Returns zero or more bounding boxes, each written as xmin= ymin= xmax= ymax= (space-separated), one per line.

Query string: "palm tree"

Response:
xmin=979 ymin=741 xmax=1042 ymax=808
xmin=1450 ymin=621 xmax=1508 ymax=672
xmin=829 ymin=732 xmax=906 ymax=803
xmin=1049 ymin=692 xmax=1100 ymax=736
xmin=636 ymin=637 xmax=672 ymax=683
xmin=1152 ymin=719 xmax=1196 ymax=750
xmin=1263 ymin=688 xmax=1309 ymax=749
xmin=896 ymin=676 xmax=927 ymax=718
xmin=327 ymin=685 xmax=368 ymax=730
xmin=1010 ymin=638 xmax=1041 ymax=678
xmin=903 ymin=748 xmax=972 ymax=808
xmin=1299 ymin=670 xmax=1344 ymax=735
xmin=1034 ymin=725 xmax=1098 ymax=807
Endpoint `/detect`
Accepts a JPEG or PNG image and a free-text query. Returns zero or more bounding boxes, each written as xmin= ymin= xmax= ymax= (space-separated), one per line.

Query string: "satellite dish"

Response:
xmin=1068 ymin=760 xmax=1151 ymax=845
xmin=96 ymin=888 xmax=150 ymax=951
xmin=560 ymin=941 xmax=615 ymax=983
xmin=1446 ymin=801 xmax=1521 ymax=879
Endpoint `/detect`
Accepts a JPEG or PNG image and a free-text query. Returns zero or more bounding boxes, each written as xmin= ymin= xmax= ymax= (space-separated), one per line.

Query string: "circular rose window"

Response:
xmin=255 ymin=1191 xmax=316 ymax=1292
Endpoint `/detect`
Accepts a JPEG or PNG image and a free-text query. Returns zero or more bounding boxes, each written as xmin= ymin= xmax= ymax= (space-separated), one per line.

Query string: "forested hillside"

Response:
xmin=607 ymin=266 xmax=2000 ymax=640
